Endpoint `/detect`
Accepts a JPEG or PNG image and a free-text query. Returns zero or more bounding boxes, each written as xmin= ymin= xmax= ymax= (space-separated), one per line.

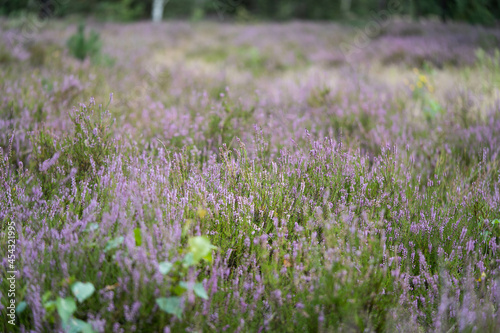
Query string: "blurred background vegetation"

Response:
xmin=1 ymin=0 xmax=499 ymax=25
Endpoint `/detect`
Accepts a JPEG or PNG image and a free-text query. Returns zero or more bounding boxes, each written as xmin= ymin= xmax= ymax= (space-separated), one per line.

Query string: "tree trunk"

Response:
xmin=152 ymin=0 xmax=165 ymax=23
xmin=341 ymin=0 xmax=352 ymax=16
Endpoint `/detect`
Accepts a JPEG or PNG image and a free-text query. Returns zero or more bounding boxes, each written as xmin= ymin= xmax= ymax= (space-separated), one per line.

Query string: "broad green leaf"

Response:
xmin=203 ymin=251 xmax=213 ymax=263
xmin=156 ymin=297 xmax=183 ymax=319
xmin=133 ymin=228 xmax=142 ymax=246
xmin=66 ymin=317 xmax=95 ymax=333
xmin=87 ymin=223 xmax=99 ymax=232
xmin=158 ymin=261 xmax=173 ymax=275
xmin=193 ymin=283 xmax=209 ymax=300
xmin=179 ymin=281 xmax=191 ymax=289
xmin=42 ymin=291 xmax=53 ymax=303
xmin=173 ymin=284 xmax=188 ymax=296
xmin=492 ymin=219 xmax=500 ymax=225
xmin=43 ymin=300 xmax=56 ymax=312
xmin=71 ymin=282 xmax=95 ymax=303
xmin=188 ymin=236 xmax=216 ymax=264
xmin=56 ymin=297 xmax=76 ymax=324
xmin=16 ymin=301 xmax=27 ymax=314
xmin=182 ymin=252 xmax=194 ymax=267
xmin=104 ymin=236 xmax=124 ymax=252
xmin=177 ymin=281 xmax=207 ymax=299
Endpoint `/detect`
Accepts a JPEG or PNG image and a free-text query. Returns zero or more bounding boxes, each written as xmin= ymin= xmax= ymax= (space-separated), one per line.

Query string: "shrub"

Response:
xmin=66 ymin=22 xmax=101 ymax=62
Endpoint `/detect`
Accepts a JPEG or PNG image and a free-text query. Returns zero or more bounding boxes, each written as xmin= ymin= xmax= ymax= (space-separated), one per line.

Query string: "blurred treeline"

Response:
xmin=1 ymin=0 xmax=500 ymax=25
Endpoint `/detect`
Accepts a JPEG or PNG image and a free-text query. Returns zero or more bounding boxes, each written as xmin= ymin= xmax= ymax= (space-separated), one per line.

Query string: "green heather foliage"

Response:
xmin=1 ymin=18 xmax=500 ymax=332
xmin=29 ymin=98 xmax=114 ymax=198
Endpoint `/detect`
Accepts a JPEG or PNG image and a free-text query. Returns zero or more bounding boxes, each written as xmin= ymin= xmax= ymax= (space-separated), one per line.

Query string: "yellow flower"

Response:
xmin=197 ymin=208 xmax=207 ymax=219
xmin=418 ymin=75 xmax=427 ymax=83
xmin=477 ymin=272 xmax=487 ymax=282
xmin=417 ymin=81 xmax=423 ymax=89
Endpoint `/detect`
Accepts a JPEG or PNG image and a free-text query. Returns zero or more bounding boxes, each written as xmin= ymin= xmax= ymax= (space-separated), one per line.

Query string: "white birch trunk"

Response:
xmin=152 ymin=0 xmax=165 ymax=23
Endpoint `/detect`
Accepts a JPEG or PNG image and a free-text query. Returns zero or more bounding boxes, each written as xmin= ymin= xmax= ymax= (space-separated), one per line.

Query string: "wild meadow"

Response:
xmin=1 ymin=17 xmax=500 ymax=332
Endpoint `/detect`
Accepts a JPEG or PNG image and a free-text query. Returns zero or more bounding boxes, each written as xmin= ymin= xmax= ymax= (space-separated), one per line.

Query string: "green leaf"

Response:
xmin=158 ymin=261 xmax=173 ymax=275
xmin=104 ymin=236 xmax=124 ymax=252
xmin=492 ymin=219 xmax=500 ymax=225
xmin=173 ymin=284 xmax=188 ymax=296
xmin=43 ymin=300 xmax=56 ymax=312
xmin=188 ymin=236 xmax=216 ymax=264
xmin=182 ymin=252 xmax=194 ymax=267
xmin=42 ymin=291 xmax=53 ymax=303
xmin=16 ymin=301 xmax=27 ymax=314
xmin=156 ymin=297 xmax=183 ymax=319
xmin=193 ymin=283 xmax=209 ymax=300
xmin=177 ymin=281 xmax=207 ymax=299
xmin=133 ymin=228 xmax=142 ymax=246
xmin=66 ymin=317 xmax=95 ymax=333
xmin=203 ymin=251 xmax=213 ymax=263
xmin=179 ymin=281 xmax=191 ymax=289
xmin=56 ymin=297 xmax=77 ymax=324
xmin=87 ymin=223 xmax=99 ymax=232
xmin=71 ymin=282 xmax=95 ymax=303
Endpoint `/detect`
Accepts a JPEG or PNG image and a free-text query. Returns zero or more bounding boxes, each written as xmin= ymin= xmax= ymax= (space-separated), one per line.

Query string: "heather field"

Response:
xmin=2 ymin=18 xmax=500 ymax=332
